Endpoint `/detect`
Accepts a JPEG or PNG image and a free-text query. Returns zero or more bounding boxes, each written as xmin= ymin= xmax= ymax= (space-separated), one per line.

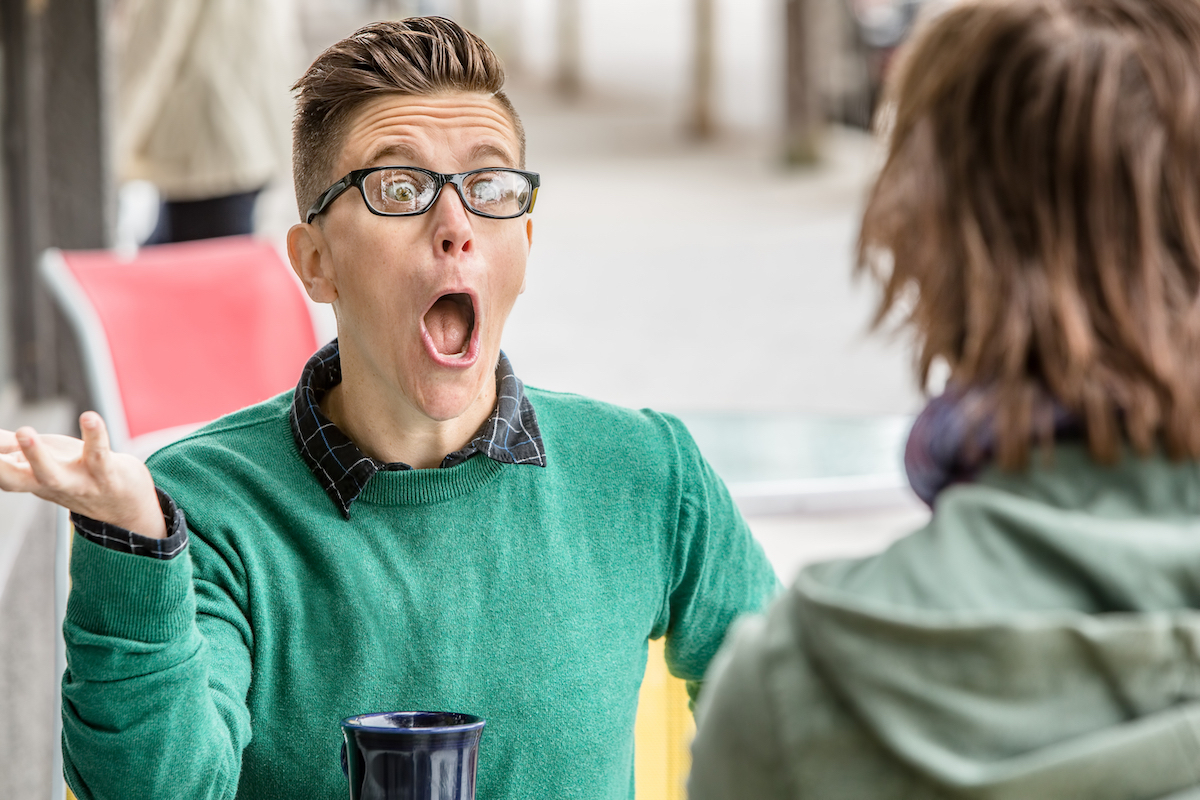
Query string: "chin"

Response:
xmin=416 ymin=385 xmax=488 ymax=424
xmin=406 ymin=348 xmax=497 ymax=423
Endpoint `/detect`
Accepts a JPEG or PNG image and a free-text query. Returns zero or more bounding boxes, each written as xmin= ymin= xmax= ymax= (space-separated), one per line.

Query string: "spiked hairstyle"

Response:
xmin=291 ymin=17 xmax=524 ymax=220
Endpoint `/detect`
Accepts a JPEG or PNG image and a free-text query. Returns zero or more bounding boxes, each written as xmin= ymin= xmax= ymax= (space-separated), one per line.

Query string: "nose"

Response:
xmin=430 ymin=182 xmax=473 ymax=256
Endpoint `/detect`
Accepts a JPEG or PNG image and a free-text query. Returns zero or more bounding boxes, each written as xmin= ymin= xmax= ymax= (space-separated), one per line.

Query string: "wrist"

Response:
xmin=123 ymin=510 xmax=168 ymax=539
xmin=110 ymin=486 xmax=169 ymax=539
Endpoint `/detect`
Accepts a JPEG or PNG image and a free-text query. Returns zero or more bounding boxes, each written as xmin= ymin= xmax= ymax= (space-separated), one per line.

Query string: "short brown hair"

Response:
xmin=291 ymin=17 xmax=525 ymax=219
xmin=859 ymin=0 xmax=1200 ymax=468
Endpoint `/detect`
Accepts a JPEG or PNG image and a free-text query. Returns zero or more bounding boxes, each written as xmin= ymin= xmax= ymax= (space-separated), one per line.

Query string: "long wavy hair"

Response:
xmin=859 ymin=0 xmax=1200 ymax=468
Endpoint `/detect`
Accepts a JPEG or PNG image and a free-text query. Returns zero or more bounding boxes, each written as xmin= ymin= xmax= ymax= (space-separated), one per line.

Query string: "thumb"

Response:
xmin=79 ymin=411 xmax=114 ymax=477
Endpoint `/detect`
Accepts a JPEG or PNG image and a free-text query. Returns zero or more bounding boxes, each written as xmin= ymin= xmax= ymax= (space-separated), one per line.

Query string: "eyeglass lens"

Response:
xmin=363 ymin=169 xmax=532 ymax=217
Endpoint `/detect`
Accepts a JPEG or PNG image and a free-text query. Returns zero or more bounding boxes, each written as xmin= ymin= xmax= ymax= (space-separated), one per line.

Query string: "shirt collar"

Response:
xmin=289 ymin=340 xmax=546 ymax=519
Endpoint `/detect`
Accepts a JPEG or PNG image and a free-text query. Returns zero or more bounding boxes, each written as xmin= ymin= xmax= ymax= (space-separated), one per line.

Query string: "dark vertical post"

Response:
xmin=44 ymin=0 xmax=112 ymax=412
xmin=0 ymin=44 xmax=10 ymax=386
xmin=689 ymin=0 xmax=716 ymax=139
xmin=2 ymin=0 xmax=53 ymax=399
xmin=784 ymin=0 xmax=822 ymax=164
xmin=0 ymin=0 xmax=111 ymax=405
xmin=556 ymin=0 xmax=582 ymax=100
xmin=44 ymin=0 xmax=113 ymax=252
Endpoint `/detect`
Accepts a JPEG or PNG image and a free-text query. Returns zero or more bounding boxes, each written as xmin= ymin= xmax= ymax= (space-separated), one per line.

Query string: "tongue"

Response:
xmin=425 ymin=296 xmax=473 ymax=356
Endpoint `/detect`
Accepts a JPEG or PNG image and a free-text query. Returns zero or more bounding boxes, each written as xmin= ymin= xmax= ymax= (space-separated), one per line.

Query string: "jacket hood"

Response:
xmin=792 ymin=444 xmax=1200 ymax=799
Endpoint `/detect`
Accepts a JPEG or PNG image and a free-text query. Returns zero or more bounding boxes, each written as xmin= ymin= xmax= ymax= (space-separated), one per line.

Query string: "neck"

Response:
xmin=320 ymin=365 xmax=496 ymax=470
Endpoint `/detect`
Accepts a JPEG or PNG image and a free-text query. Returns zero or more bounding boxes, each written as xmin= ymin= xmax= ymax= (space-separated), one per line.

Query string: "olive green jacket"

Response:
xmin=690 ymin=444 xmax=1200 ymax=800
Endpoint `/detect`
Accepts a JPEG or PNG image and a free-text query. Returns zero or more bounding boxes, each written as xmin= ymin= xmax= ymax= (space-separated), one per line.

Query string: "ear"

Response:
xmin=287 ymin=222 xmax=338 ymax=303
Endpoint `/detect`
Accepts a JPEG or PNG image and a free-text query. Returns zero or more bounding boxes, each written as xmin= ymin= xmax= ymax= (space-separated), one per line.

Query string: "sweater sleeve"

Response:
xmin=61 ymin=524 xmax=253 ymax=800
xmin=653 ymin=414 xmax=781 ymax=702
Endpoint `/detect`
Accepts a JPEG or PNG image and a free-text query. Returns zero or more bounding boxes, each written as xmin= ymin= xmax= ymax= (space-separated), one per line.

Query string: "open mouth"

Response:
xmin=423 ymin=292 xmax=477 ymax=361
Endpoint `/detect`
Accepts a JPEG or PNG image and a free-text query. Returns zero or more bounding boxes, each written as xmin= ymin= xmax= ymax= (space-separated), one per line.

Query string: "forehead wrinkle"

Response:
xmin=352 ymin=112 xmax=515 ymax=141
xmin=340 ymin=95 xmax=520 ymax=175
xmin=349 ymin=93 xmax=514 ymax=135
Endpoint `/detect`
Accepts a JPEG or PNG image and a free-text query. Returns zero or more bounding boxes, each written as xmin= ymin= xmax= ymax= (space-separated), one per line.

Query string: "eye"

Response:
xmin=470 ymin=179 xmax=505 ymax=206
xmin=384 ymin=180 xmax=418 ymax=203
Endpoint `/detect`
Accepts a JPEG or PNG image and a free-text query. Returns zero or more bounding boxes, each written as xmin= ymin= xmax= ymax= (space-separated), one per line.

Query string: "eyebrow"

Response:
xmin=468 ymin=143 xmax=517 ymax=168
xmin=365 ymin=143 xmax=421 ymax=166
xmin=364 ymin=141 xmax=517 ymax=171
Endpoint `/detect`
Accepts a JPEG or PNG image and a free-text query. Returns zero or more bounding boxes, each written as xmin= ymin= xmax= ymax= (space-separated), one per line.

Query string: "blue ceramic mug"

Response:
xmin=340 ymin=711 xmax=486 ymax=800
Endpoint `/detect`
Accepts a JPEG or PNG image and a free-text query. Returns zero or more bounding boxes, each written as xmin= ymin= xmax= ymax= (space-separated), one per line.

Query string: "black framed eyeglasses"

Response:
xmin=305 ymin=166 xmax=540 ymax=224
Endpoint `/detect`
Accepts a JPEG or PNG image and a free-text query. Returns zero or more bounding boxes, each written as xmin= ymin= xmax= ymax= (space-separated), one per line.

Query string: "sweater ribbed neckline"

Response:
xmin=354 ymin=453 xmax=505 ymax=507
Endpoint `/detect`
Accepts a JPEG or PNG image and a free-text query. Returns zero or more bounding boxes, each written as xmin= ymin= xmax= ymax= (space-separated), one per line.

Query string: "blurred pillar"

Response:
xmin=784 ymin=0 xmax=823 ymax=165
xmin=1 ymin=0 xmax=111 ymax=404
xmin=459 ymin=0 xmax=479 ymax=31
xmin=689 ymin=0 xmax=716 ymax=139
xmin=556 ymin=0 xmax=582 ymax=100
xmin=497 ymin=0 xmax=524 ymax=75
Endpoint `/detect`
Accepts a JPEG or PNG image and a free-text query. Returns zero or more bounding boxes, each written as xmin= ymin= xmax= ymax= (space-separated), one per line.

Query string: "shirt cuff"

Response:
xmin=71 ymin=488 xmax=188 ymax=560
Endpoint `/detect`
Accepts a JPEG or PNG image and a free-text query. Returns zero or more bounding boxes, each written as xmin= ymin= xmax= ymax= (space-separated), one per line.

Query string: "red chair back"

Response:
xmin=43 ymin=236 xmax=319 ymax=450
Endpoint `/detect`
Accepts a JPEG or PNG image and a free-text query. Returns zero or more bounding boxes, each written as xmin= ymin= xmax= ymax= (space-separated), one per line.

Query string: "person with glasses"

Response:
xmin=0 ymin=16 xmax=776 ymax=800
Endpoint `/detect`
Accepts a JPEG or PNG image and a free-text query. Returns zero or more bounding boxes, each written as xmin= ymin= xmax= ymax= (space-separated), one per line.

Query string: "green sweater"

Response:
xmin=689 ymin=444 xmax=1200 ymax=800
xmin=61 ymin=387 xmax=777 ymax=800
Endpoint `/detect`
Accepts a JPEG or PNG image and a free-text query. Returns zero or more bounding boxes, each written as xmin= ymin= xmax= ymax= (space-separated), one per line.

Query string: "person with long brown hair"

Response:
xmin=689 ymin=0 xmax=1200 ymax=796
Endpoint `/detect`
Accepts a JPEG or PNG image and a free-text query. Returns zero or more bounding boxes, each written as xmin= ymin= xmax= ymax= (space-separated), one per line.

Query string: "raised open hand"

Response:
xmin=0 ymin=411 xmax=166 ymax=538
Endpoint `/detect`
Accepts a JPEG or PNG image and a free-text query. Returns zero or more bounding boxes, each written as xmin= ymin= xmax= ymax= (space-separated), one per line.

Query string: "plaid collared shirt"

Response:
xmin=73 ymin=340 xmax=547 ymax=557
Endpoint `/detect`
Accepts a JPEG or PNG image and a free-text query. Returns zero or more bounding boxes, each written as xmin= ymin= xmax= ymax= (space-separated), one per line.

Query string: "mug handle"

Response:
xmin=341 ymin=742 xmax=348 ymax=778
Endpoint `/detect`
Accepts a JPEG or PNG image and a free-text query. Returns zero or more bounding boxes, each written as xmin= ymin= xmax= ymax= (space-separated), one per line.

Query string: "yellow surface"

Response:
xmin=634 ymin=637 xmax=695 ymax=800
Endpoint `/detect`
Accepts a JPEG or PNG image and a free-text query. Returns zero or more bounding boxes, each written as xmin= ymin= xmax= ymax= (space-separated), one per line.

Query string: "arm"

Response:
xmin=0 ymin=413 xmax=251 ymax=798
xmin=652 ymin=414 xmax=781 ymax=703
xmin=61 ymin=528 xmax=253 ymax=800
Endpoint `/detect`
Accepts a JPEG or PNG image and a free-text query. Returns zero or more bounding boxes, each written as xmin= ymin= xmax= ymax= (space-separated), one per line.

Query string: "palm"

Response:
xmin=0 ymin=412 xmax=166 ymax=538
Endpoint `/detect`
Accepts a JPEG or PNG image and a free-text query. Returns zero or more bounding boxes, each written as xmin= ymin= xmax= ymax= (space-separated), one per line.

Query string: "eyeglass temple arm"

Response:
xmin=306 ymin=176 xmax=353 ymax=224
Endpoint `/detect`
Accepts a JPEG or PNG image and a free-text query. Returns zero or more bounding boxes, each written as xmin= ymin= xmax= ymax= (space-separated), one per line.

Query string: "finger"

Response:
xmin=0 ymin=449 xmax=28 ymax=465
xmin=16 ymin=427 xmax=65 ymax=491
xmin=79 ymin=412 xmax=112 ymax=476
xmin=0 ymin=449 xmax=34 ymax=492
xmin=0 ymin=429 xmax=18 ymax=454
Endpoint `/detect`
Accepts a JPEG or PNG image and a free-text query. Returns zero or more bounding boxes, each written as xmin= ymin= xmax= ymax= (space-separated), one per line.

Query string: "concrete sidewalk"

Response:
xmin=487 ymin=81 xmax=921 ymax=417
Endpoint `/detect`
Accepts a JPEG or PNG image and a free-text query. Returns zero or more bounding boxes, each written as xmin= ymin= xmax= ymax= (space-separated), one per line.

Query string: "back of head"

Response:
xmin=291 ymin=16 xmax=524 ymax=220
xmin=860 ymin=0 xmax=1200 ymax=467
